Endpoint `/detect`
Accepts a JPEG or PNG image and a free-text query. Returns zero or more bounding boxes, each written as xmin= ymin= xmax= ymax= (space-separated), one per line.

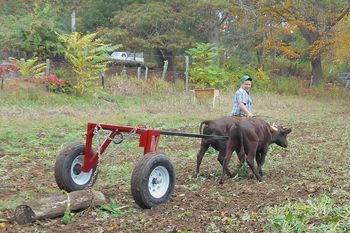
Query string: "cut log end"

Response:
xmin=14 ymin=205 xmax=36 ymax=225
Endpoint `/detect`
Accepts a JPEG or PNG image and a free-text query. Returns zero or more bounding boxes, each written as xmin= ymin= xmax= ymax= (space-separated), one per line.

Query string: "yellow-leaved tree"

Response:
xmin=258 ymin=0 xmax=350 ymax=86
xmin=57 ymin=32 xmax=120 ymax=95
xmin=334 ymin=14 xmax=350 ymax=63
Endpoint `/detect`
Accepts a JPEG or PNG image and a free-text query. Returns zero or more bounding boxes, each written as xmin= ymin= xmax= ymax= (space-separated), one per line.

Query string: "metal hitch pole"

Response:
xmin=160 ymin=130 xmax=228 ymax=140
xmin=81 ymin=123 xmax=228 ymax=172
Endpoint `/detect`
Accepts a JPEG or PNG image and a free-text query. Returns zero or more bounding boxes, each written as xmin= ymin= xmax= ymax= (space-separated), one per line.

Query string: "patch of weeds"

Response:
xmin=177 ymin=209 xmax=193 ymax=220
xmin=0 ymin=191 xmax=36 ymax=211
xmin=37 ymin=186 xmax=61 ymax=195
xmin=210 ymin=191 xmax=221 ymax=199
xmin=206 ymin=147 xmax=218 ymax=157
xmin=287 ymin=112 xmax=298 ymax=125
xmin=43 ymin=158 xmax=56 ymax=167
xmin=178 ymin=150 xmax=195 ymax=159
xmin=221 ymin=214 xmax=239 ymax=227
xmin=264 ymin=194 xmax=350 ymax=233
xmin=241 ymin=211 xmax=252 ymax=221
xmin=206 ymin=222 xmax=218 ymax=232
xmin=186 ymin=183 xmax=199 ymax=191
xmin=309 ymin=169 xmax=333 ymax=183
xmin=109 ymin=140 xmax=139 ymax=151
xmin=235 ymin=163 xmax=249 ymax=179
xmin=265 ymin=153 xmax=284 ymax=170
xmin=102 ymin=163 xmax=133 ymax=183
xmin=100 ymin=198 xmax=134 ymax=217
xmin=184 ymin=174 xmax=207 ymax=191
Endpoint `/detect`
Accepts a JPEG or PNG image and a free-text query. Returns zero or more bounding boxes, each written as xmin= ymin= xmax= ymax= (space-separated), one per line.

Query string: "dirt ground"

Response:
xmin=1 ymin=93 xmax=349 ymax=233
xmin=1 ymin=160 xmax=318 ymax=233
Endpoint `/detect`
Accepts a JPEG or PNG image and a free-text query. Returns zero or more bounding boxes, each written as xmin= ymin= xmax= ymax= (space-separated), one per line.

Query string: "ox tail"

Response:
xmin=199 ymin=120 xmax=211 ymax=134
xmin=238 ymin=126 xmax=246 ymax=163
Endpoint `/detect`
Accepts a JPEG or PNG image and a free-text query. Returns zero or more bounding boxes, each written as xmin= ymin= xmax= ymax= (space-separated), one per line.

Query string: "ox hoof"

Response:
xmin=219 ymin=179 xmax=224 ymax=185
xmin=228 ymin=172 xmax=236 ymax=178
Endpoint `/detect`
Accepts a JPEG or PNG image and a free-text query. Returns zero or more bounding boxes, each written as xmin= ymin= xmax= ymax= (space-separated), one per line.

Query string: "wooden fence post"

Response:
xmin=185 ymin=56 xmax=189 ymax=91
xmin=145 ymin=67 xmax=148 ymax=80
xmin=45 ymin=59 xmax=50 ymax=75
xmin=71 ymin=10 xmax=76 ymax=32
xmin=161 ymin=60 xmax=168 ymax=80
xmin=137 ymin=66 xmax=141 ymax=79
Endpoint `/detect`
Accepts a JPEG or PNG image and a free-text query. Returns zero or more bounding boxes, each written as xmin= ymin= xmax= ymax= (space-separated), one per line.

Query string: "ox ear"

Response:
xmin=270 ymin=125 xmax=278 ymax=133
xmin=282 ymin=127 xmax=292 ymax=134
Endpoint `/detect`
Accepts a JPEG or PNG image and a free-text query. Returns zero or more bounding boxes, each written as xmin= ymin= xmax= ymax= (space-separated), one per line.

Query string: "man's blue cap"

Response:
xmin=240 ymin=75 xmax=252 ymax=83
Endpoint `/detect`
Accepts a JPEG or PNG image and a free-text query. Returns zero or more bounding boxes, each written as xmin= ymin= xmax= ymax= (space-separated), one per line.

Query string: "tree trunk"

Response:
xmin=310 ymin=54 xmax=322 ymax=86
xmin=162 ymin=50 xmax=177 ymax=83
xmin=255 ymin=22 xmax=264 ymax=69
xmin=208 ymin=24 xmax=220 ymax=66
xmin=154 ymin=49 xmax=165 ymax=68
xmin=14 ymin=190 xmax=106 ymax=225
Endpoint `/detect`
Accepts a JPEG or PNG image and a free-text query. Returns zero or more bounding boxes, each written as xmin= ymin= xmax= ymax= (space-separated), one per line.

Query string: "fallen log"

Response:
xmin=14 ymin=190 xmax=106 ymax=225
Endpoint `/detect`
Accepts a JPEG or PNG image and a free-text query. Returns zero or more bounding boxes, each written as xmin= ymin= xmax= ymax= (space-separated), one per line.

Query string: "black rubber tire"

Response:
xmin=54 ymin=142 xmax=98 ymax=192
xmin=131 ymin=152 xmax=175 ymax=209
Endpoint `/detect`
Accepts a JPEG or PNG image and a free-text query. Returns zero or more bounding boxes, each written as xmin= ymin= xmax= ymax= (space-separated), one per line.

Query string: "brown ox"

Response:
xmin=196 ymin=116 xmax=246 ymax=177
xmin=219 ymin=118 xmax=292 ymax=184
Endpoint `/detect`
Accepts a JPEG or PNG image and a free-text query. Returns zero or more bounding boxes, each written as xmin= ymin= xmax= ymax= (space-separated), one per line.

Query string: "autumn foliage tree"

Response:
xmin=259 ymin=0 xmax=350 ymax=85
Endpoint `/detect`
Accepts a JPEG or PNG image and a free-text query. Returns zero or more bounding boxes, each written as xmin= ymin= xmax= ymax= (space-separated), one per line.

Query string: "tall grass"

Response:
xmin=268 ymin=76 xmax=303 ymax=95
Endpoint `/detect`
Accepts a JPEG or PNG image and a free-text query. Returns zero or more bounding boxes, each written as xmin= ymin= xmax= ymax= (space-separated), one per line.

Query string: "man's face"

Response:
xmin=241 ymin=80 xmax=252 ymax=92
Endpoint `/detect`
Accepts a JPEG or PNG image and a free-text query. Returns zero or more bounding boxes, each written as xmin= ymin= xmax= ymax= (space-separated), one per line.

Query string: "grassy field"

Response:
xmin=0 ymin=80 xmax=349 ymax=232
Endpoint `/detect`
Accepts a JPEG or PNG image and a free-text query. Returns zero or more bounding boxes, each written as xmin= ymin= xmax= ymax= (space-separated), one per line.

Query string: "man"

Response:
xmin=231 ymin=75 xmax=253 ymax=117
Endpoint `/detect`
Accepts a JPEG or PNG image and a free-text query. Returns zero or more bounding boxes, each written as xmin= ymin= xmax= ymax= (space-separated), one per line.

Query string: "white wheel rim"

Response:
xmin=148 ymin=166 xmax=170 ymax=198
xmin=71 ymin=154 xmax=93 ymax=185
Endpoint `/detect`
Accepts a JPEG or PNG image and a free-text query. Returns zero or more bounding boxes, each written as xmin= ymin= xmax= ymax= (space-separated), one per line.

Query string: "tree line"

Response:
xmin=1 ymin=0 xmax=350 ymax=87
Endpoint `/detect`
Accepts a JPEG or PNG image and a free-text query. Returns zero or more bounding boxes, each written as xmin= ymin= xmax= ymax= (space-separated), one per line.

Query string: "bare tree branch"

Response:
xmin=236 ymin=0 xmax=257 ymax=18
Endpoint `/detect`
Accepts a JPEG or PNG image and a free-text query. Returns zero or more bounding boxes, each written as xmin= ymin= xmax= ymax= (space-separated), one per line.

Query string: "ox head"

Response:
xmin=270 ymin=126 xmax=292 ymax=148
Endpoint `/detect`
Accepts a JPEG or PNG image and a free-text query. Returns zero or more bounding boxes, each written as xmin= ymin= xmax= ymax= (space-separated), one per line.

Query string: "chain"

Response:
xmin=87 ymin=124 xmax=138 ymax=189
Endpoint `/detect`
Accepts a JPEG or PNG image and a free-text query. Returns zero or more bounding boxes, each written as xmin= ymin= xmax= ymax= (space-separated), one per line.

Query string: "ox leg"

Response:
xmin=245 ymin=148 xmax=262 ymax=182
xmin=256 ymin=150 xmax=267 ymax=177
xmin=217 ymin=150 xmax=234 ymax=177
xmin=231 ymin=149 xmax=244 ymax=176
xmin=219 ymin=142 xmax=235 ymax=184
xmin=196 ymin=142 xmax=210 ymax=175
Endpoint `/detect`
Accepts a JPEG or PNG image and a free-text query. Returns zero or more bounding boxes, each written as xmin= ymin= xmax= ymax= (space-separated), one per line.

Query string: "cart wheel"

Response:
xmin=54 ymin=142 xmax=98 ymax=192
xmin=131 ymin=152 xmax=175 ymax=209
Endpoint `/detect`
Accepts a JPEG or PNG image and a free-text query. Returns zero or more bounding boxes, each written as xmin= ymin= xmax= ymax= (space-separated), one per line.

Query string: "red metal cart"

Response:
xmin=54 ymin=122 xmax=227 ymax=208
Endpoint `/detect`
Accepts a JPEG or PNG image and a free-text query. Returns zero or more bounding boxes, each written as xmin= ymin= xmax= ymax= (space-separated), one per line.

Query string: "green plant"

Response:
xmin=42 ymin=74 xmax=73 ymax=94
xmin=12 ymin=57 xmax=46 ymax=79
xmin=100 ymin=198 xmax=133 ymax=217
xmin=61 ymin=190 xmax=73 ymax=225
xmin=0 ymin=3 xmax=65 ymax=58
xmin=187 ymin=43 xmax=230 ymax=89
xmin=224 ymin=57 xmax=271 ymax=91
xmin=265 ymin=194 xmax=350 ymax=233
xmin=51 ymin=67 xmax=74 ymax=82
xmin=57 ymin=32 xmax=120 ymax=95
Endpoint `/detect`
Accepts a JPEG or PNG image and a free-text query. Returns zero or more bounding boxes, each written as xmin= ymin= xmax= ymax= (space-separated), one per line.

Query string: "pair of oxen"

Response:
xmin=195 ymin=116 xmax=292 ymax=184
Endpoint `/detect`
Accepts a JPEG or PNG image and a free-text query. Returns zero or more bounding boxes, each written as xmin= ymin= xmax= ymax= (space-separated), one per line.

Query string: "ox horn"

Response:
xmin=270 ymin=125 xmax=278 ymax=132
